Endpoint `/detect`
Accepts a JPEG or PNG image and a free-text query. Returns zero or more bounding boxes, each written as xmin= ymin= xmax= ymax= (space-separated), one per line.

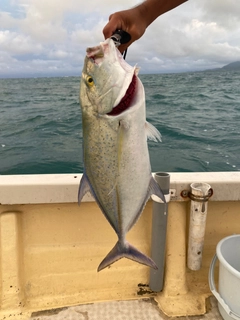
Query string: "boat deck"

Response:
xmin=30 ymin=297 xmax=222 ymax=320
xmin=2 ymin=173 xmax=238 ymax=320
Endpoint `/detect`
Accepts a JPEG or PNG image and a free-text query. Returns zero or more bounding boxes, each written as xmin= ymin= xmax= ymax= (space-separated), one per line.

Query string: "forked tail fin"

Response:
xmin=97 ymin=240 xmax=157 ymax=272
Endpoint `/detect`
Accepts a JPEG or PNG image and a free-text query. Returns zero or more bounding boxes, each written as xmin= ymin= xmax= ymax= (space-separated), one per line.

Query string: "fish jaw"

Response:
xmin=80 ymin=38 xmax=137 ymax=116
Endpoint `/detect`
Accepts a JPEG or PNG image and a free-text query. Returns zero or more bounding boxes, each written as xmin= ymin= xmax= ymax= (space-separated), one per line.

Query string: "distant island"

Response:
xmin=206 ymin=61 xmax=240 ymax=72
xmin=221 ymin=61 xmax=240 ymax=70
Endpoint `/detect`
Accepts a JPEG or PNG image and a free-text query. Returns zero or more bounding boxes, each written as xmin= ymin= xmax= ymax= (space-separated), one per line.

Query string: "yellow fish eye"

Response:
xmin=86 ymin=76 xmax=94 ymax=86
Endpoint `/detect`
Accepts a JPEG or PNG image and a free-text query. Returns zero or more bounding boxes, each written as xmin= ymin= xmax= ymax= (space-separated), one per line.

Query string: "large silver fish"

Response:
xmin=79 ymin=38 xmax=165 ymax=271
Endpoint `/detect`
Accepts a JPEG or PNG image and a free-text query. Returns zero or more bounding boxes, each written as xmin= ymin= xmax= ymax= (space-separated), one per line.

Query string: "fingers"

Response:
xmin=103 ymin=13 xmax=123 ymax=40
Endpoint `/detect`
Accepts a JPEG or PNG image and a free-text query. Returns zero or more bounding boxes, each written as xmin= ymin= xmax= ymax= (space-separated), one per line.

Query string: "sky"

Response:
xmin=0 ymin=0 xmax=240 ymax=77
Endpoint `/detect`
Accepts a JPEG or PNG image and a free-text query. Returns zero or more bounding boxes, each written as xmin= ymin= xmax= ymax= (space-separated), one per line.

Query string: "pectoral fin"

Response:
xmin=145 ymin=122 xmax=162 ymax=142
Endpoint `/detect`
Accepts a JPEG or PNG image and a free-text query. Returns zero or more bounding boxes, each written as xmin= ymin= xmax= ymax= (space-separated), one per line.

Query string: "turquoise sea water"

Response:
xmin=0 ymin=70 xmax=240 ymax=175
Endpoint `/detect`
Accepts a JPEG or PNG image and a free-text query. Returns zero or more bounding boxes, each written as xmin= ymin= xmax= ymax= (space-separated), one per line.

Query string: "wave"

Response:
xmin=0 ymin=72 xmax=239 ymax=174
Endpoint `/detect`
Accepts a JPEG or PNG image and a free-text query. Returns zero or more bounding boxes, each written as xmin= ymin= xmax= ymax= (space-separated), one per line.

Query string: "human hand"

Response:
xmin=103 ymin=7 xmax=147 ymax=53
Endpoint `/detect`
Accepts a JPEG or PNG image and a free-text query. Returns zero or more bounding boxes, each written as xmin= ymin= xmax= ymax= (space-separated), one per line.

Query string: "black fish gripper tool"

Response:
xmin=111 ymin=30 xmax=131 ymax=60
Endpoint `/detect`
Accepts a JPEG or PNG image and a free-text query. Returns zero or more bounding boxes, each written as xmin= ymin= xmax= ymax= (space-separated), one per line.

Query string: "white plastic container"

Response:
xmin=209 ymin=234 xmax=240 ymax=320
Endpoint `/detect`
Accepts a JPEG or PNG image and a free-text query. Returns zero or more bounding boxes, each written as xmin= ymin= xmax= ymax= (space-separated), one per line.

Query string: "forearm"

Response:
xmin=138 ymin=0 xmax=188 ymax=28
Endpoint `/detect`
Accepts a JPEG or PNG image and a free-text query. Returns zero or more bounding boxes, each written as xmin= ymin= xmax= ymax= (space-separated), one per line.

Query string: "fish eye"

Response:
xmin=86 ymin=76 xmax=94 ymax=86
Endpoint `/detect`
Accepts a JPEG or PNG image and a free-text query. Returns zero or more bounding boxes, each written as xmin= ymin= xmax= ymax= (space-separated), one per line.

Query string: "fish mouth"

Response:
xmin=86 ymin=45 xmax=104 ymax=64
xmin=107 ymin=74 xmax=137 ymax=116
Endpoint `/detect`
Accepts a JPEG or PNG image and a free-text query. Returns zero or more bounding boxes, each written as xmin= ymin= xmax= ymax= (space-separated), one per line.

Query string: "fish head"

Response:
xmin=80 ymin=38 xmax=139 ymax=117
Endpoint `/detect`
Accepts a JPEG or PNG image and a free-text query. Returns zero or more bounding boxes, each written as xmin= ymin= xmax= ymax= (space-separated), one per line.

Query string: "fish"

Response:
xmin=78 ymin=38 xmax=166 ymax=272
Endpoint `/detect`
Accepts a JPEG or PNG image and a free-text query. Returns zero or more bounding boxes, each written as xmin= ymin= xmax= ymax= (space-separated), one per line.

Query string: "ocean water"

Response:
xmin=0 ymin=70 xmax=240 ymax=175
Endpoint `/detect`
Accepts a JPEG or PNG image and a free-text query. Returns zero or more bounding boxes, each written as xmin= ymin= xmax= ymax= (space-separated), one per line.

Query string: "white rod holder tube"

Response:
xmin=187 ymin=182 xmax=211 ymax=271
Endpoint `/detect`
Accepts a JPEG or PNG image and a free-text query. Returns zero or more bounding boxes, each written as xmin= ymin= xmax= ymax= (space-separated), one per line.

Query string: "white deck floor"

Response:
xmin=29 ymin=296 xmax=223 ymax=320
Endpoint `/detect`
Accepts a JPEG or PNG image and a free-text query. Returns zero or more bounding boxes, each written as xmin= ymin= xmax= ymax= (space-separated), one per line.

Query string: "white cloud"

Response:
xmin=0 ymin=11 xmax=18 ymax=29
xmin=18 ymin=3 xmax=68 ymax=43
xmin=199 ymin=0 xmax=240 ymax=29
xmin=0 ymin=30 xmax=43 ymax=55
xmin=70 ymin=19 xmax=106 ymax=47
xmin=48 ymin=50 xmax=70 ymax=59
xmin=124 ymin=0 xmax=240 ymax=72
xmin=0 ymin=0 xmax=240 ymax=77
